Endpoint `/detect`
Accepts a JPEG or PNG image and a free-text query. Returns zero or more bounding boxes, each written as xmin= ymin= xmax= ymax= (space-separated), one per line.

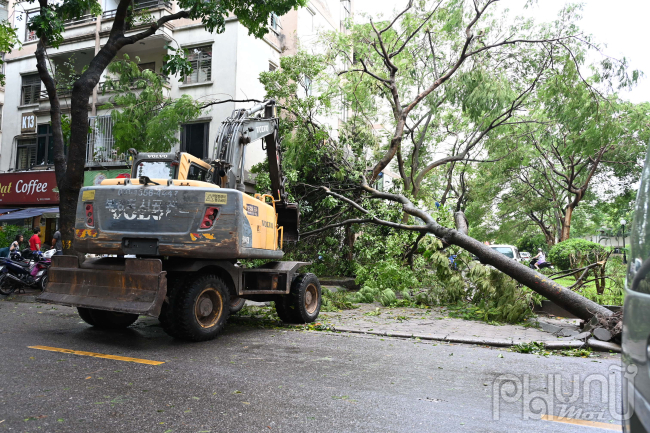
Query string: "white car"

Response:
xmin=520 ymin=251 xmax=531 ymax=260
xmin=489 ymin=244 xmax=522 ymax=262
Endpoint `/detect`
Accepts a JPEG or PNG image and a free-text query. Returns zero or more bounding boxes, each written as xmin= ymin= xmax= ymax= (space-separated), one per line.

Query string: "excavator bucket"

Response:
xmin=276 ymin=202 xmax=300 ymax=242
xmin=36 ymin=256 xmax=167 ymax=317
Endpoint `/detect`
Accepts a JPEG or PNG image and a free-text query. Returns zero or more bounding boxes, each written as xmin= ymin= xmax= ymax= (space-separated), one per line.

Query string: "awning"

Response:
xmin=0 ymin=207 xmax=60 ymax=222
xmin=0 ymin=208 xmax=20 ymax=214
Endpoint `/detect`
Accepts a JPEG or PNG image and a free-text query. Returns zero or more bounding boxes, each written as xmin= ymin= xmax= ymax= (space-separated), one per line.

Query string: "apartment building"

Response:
xmin=0 ymin=0 xmax=351 ymax=238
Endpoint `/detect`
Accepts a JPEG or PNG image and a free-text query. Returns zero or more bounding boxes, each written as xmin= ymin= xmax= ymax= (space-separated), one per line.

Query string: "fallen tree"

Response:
xmin=314 ymin=180 xmax=613 ymax=320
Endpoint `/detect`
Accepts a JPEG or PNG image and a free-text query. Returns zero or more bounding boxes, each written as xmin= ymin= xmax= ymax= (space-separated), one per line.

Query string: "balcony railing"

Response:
xmin=102 ymin=0 xmax=172 ymax=20
xmin=38 ymin=74 xmax=169 ymax=99
xmin=62 ymin=0 xmax=172 ymax=26
xmin=63 ymin=13 xmax=96 ymax=26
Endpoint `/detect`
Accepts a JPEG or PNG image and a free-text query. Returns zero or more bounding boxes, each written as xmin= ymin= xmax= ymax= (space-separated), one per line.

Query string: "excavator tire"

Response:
xmin=170 ymin=274 xmax=230 ymax=342
xmin=230 ymin=297 xmax=247 ymax=314
xmin=274 ymin=295 xmax=297 ymax=323
xmin=77 ymin=307 xmax=97 ymax=326
xmin=78 ymin=308 xmax=139 ymax=329
xmin=159 ymin=274 xmax=184 ymax=339
xmin=275 ymin=273 xmax=321 ymax=324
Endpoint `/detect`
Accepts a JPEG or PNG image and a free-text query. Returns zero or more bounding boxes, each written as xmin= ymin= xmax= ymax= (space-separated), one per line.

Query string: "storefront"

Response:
xmin=0 ymin=171 xmax=59 ymax=246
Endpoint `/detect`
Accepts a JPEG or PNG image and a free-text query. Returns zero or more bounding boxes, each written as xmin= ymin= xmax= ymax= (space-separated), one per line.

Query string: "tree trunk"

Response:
xmin=445 ymin=228 xmax=612 ymax=320
xmin=56 ymin=80 xmax=95 ymax=253
xmin=560 ymin=205 xmax=574 ymax=242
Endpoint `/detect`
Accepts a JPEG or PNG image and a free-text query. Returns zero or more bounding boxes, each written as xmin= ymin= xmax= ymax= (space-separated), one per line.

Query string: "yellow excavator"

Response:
xmin=37 ymin=100 xmax=322 ymax=341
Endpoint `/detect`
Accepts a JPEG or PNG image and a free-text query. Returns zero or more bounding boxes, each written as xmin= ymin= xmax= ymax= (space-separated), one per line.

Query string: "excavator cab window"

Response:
xmin=187 ymin=163 xmax=209 ymax=182
xmin=136 ymin=161 xmax=175 ymax=179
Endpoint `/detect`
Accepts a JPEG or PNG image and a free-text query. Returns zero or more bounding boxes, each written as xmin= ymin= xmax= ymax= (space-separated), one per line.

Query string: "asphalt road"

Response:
xmin=0 ymin=302 xmax=623 ymax=432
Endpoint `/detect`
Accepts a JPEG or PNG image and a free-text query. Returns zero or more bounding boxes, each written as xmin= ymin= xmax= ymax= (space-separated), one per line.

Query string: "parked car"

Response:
xmin=489 ymin=244 xmax=522 ymax=262
xmin=520 ymin=251 xmax=531 ymax=260
xmin=622 ymin=148 xmax=650 ymax=432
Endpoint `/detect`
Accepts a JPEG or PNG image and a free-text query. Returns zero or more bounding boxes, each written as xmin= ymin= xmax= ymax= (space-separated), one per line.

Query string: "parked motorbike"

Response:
xmin=528 ymin=257 xmax=554 ymax=270
xmin=0 ymin=249 xmax=54 ymax=295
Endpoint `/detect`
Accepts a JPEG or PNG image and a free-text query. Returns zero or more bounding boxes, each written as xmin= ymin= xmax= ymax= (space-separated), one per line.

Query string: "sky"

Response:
xmin=353 ymin=0 xmax=650 ymax=104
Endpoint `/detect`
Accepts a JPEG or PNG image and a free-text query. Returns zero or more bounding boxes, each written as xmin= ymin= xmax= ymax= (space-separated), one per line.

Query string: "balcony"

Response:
xmin=38 ymin=74 xmax=170 ymax=101
xmin=62 ymin=0 xmax=172 ymax=27
xmin=101 ymin=0 xmax=172 ymax=20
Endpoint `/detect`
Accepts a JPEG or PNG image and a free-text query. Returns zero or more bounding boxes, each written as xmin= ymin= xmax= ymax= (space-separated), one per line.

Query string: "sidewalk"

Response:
xmin=316 ymin=296 xmax=621 ymax=353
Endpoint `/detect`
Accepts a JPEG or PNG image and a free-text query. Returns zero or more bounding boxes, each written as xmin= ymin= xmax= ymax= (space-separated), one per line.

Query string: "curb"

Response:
xmin=332 ymin=326 xmax=621 ymax=353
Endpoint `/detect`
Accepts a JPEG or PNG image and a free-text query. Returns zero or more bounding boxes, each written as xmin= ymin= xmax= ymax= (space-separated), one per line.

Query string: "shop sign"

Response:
xmin=0 ymin=171 xmax=59 ymax=205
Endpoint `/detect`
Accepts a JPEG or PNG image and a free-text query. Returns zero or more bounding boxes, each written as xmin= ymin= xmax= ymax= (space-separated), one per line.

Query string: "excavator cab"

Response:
xmin=99 ymin=151 xmax=214 ymax=187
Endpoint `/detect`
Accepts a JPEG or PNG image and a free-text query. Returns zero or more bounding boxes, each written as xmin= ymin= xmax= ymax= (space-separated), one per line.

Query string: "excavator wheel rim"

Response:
xmin=304 ymin=283 xmax=319 ymax=315
xmin=194 ymin=287 xmax=224 ymax=328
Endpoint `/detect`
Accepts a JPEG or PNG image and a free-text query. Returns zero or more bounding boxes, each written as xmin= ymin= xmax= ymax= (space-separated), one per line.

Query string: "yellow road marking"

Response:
xmin=28 ymin=346 xmax=164 ymax=365
xmin=541 ymin=414 xmax=622 ymax=431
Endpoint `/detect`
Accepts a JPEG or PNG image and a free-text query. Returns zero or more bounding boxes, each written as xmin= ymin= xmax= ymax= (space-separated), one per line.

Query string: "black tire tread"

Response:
xmin=77 ymin=307 xmax=96 ymax=326
xmin=171 ymin=274 xmax=230 ymax=342
xmin=230 ymin=297 xmax=246 ymax=314
xmin=275 ymin=295 xmax=299 ymax=322
xmin=88 ymin=309 xmax=139 ymax=329
xmin=276 ymin=273 xmax=321 ymax=324
xmin=159 ymin=273 xmax=184 ymax=338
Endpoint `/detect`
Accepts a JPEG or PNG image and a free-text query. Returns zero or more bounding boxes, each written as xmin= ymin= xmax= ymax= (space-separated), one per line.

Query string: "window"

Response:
xmin=0 ymin=1 xmax=7 ymax=22
xmin=0 ymin=104 xmax=3 ymax=130
xmin=137 ymin=161 xmax=175 ymax=179
xmin=184 ymin=46 xmax=211 ymax=84
xmin=269 ymin=62 xmax=277 ymax=72
xmin=187 ymin=164 xmax=208 ymax=181
xmin=21 ymin=74 xmax=41 ymax=105
xmin=181 ymin=122 xmax=209 ymax=159
xmin=25 ymin=11 xmax=39 ymax=42
xmin=491 ymin=246 xmax=515 ymax=259
xmin=340 ymin=98 xmax=349 ymax=122
xmin=15 ymin=139 xmax=37 ymax=170
xmin=138 ymin=62 xmax=156 ymax=72
xmin=270 ymin=13 xmax=281 ymax=32
xmin=36 ymin=124 xmax=55 ymax=166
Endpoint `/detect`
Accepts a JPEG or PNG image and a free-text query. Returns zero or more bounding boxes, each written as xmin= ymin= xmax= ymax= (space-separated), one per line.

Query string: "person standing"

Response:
xmin=52 ymin=229 xmax=63 ymax=255
xmin=29 ymin=228 xmax=41 ymax=252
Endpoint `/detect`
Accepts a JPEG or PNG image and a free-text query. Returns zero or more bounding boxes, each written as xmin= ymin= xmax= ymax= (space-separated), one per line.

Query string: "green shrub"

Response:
xmin=516 ymin=233 xmax=547 ymax=254
xmin=320 ymin=288 xmax=358 ymax=312
xmin=0 ymin=225 xmax=26 ymax=249
xmin=548 ymin=239 xmax=607 ymax=271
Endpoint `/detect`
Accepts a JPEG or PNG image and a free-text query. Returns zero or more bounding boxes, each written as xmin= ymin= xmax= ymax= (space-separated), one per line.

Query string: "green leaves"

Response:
xmin=176 ymin=0 xmax=305 ymax=38
xmin=161 ymin=46 xmax=193 ymax=81
xmin=0 ymin=20 xmax=19 ymax=86
xmin=101 ymin=56 xmax=202 ymax=154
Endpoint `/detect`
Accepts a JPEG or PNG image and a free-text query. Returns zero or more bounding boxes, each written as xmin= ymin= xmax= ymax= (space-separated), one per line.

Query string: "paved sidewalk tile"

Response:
xmin=319 ymin=303 xmax=585 ymax=348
